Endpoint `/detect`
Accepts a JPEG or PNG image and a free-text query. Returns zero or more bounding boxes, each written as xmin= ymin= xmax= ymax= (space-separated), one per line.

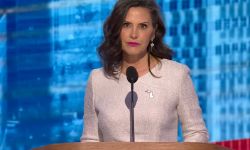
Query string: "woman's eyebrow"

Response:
xmin=124 ymin=20 xmax=150 ymax=24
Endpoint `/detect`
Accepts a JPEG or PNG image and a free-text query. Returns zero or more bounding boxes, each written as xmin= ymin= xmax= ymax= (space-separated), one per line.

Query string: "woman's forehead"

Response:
xmin=124 ymin=7 xmax=152 ymax=22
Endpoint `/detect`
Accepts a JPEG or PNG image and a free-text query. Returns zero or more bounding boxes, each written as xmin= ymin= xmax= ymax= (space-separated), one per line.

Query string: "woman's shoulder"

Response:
xmin=160 ymin=59 xmax=190 ymax=75
xmin=89 ymin=67 xmax=117 ymax=82
xmin=89 ymin=67 xmax=106 ymax=79
xmin=91 ymin=67 xmax=104 ymax=74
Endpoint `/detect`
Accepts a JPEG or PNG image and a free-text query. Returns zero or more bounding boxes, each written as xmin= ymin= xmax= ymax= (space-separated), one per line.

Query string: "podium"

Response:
xmin=33 ymin=142 xmax=230 ymax=150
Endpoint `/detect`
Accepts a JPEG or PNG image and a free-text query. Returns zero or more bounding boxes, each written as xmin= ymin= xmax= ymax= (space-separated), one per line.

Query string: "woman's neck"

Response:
xmin=121 ymin=54 xmax=158 ymax=77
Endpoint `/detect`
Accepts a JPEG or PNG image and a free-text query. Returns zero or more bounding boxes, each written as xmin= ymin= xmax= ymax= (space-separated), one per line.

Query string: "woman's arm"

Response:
xmin=177 ymin=66 xmax=209 ymax=142
xmin=80 ymin=71 xmax=101 ymax=142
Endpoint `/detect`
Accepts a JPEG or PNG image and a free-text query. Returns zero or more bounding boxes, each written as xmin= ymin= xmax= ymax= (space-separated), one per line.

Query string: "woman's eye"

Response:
xmin=140 ymin=24 xmax=147 ymax=29
xmin=123 ymin=22 xmax=130 ymax=28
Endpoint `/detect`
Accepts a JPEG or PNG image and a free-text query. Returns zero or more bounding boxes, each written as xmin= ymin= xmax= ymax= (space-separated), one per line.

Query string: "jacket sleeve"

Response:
xmin=80 ymin=71 xmax=101 ymax=142
xmin=177 ymin=66 xmax=209 ymax=142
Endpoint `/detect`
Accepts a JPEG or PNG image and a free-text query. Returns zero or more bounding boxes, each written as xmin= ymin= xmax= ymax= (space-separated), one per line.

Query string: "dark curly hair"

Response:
xmin=98 ymin=0 xmax=173 ymax=78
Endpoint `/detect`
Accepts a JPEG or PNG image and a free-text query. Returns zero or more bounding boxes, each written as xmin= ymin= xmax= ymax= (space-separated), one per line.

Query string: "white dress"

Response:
xmin=81 ymin=59 xmax=209 ymax=142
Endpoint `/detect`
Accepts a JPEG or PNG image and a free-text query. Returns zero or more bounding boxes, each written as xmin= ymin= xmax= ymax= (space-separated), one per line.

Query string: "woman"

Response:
xmin=81 ymin=0 xmax=209 ymax=142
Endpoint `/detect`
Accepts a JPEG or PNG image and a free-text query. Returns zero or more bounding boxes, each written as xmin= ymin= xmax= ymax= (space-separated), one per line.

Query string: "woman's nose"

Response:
xmin=129 ymin=27 xmax=138 ymax=39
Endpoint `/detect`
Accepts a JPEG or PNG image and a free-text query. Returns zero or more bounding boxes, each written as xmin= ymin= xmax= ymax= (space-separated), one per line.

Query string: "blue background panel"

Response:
xmin=0 ymin=0 xmax=250 ymax=149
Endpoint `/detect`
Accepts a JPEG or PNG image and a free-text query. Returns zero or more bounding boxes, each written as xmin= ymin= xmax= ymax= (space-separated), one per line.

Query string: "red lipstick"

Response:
xmin=127 ymin=42 xmax=140 ymax=47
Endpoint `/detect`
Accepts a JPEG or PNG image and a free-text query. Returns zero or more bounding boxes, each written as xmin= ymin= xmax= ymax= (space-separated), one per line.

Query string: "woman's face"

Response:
xmin=120 ymin=7 xmax=155 ymax=61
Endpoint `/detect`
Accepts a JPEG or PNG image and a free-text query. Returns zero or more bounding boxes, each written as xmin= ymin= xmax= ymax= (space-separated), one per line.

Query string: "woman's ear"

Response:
xmin=153 ymin=24 xmax=158 ymax=38
xmin=151 ymin=25 xmax=157 ymax=41
xmin=151 ymin=36 xmax=155 ymax=41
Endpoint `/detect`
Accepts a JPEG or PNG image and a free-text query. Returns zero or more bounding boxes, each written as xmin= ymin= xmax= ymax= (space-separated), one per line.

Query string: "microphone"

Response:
xmin=126 ymin=66 xmax=138 ymax=83
xmin=126 ymin=66 xmax=138 ymax=142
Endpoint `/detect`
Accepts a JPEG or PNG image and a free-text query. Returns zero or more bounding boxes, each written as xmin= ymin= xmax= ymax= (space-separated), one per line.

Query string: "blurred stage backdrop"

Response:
xmin=0 ymin=0 xmax=249 ymax=149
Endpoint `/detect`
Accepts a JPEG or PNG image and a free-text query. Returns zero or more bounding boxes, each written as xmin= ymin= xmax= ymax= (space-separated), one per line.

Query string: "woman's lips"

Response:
xmin=127 ymin=42 xmax=140 ymax=47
